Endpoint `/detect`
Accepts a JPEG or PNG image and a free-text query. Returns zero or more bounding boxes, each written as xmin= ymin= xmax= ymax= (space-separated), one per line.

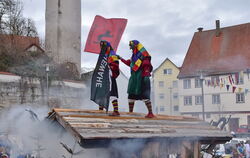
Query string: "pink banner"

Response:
xmin=84 ymin=15 xmax=127 ymax=54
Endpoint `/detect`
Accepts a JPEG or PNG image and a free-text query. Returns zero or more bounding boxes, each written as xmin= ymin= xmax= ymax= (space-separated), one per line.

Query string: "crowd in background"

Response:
xmin=221 ymin=139 xmax=250 ymax=158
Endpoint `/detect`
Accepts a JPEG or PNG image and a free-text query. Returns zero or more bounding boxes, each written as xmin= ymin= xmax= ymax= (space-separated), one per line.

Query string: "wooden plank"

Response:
xmin=55 ymin=112 xmax=83 ymax=144
xmin=107 ymin=124 xmax=219 ymax=130
xmin=64 ymin=117 xmax=139 ymax=123
xmin=65 ymin=120 xmax=220 ymax=131
xmin=53 ymin=108 xmax=201 ymax=121
xmin=65 ymin=118 xmax=205 ymax=128
xmin=180 ymin=141 xmax=193 ymax=158
xmin=63 ymin=116 xmax=216 ymax=128
xmin=70 ymin=122 xmax=112 ymax=128
xmin=141 ymin=142 xmax=160 ymax=158
xmin=74 ymin=128 xmax=175 ymax=135
xmin=193 ymin=141 xmax=200 ymax=158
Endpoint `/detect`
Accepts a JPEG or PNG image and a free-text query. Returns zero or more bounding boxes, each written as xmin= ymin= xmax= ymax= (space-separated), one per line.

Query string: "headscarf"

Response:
xmin=129 ymin=40 xmax=150 ymax=71
xmin=100 ymin=41 xmax=119 ymax=63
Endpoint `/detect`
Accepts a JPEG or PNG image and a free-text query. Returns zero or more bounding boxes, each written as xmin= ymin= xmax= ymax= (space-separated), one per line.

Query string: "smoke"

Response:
xmin=0 ymin=104 xmax=182 ymax=158
xmin=0 ymin=105 xmax=128 ymax=158
xmin=0 ymin=105 xmax=82 ymax=158
xmin=109 ymin=139 xmax=146 ymax=158
xmin=0 ymin=70 xmax=154 ymax=158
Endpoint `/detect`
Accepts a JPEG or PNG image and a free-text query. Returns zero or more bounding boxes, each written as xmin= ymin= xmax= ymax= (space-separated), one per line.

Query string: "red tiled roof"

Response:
xmin=0 ymin=34 xmax=40 ymax=51
xmin=178 ymin=23 xmax=250 ymax=78
xmin=24 ymin=43 xmax=45 ymax=52
xmin=0 ymin=71 xmax=17 ymax=76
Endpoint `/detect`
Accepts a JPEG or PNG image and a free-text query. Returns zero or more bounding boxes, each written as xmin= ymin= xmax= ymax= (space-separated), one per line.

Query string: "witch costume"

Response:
xmin=98 ymin=41 xmax=120 ymax=116
xmin=120 ymin=40 xmax=155 ymax=118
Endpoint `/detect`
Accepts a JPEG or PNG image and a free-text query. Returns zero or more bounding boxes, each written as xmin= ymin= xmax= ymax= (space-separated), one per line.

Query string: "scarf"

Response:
xmin=129 ymin=40 xmax=150 ymax=72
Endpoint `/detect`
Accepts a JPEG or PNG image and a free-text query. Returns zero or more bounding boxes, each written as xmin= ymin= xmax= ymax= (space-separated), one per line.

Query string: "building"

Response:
xmin=47 ymin=108 xmax=232 ymax=158
xmin=178 ymin=21 xmax=250 ymax=132
xmin=45 ymin=0 xmax=81 ymax=76
xmin=0 ymin=34 xmax=87 ymax=111
xmin=0 ymin=34 xmax=42 ymax=53
xmin=0 ymin=34 xmax=45 ymax=71
xmin=152 ymin=58 xmax=180 ymax=115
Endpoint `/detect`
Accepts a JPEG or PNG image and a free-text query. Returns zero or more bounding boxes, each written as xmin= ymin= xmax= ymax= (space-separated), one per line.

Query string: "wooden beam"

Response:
xmin=193 ymin=141 xmax=200 ymax=158
xmin=55 ymin=112 xmax=83 ymax=144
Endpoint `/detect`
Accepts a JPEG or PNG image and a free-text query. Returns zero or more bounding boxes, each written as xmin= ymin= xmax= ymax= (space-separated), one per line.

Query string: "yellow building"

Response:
xmin=152 ymin=58 xmax=180 ymax=115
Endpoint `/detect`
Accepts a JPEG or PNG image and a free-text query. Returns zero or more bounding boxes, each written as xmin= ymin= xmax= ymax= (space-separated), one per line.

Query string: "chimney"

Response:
xmin=216 ymin=20 xmax=220 ymax=37
xmin=197 ymin=27 xmax=203 ymax=32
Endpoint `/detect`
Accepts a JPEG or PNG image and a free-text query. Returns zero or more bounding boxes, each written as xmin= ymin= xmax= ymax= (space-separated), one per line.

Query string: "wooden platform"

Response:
xmin=47 ymin=108 xmax=232 ymax=147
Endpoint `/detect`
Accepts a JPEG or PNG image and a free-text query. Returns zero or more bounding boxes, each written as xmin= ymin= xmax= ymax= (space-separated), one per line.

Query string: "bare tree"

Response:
xmin=0 ymin=0 xmax=14 ymax=33
xmin=0 ymin=0 xmax=38 ymax=36
xmin=4 ymin=0 xmax=25 ymax=35
xmin=24 ymin=18 xmax=38 ymax=37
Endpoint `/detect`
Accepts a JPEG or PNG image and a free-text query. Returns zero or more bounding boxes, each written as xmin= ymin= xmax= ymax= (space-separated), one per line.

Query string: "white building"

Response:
xmin=178 ymin=21 xmax=250 ymax=132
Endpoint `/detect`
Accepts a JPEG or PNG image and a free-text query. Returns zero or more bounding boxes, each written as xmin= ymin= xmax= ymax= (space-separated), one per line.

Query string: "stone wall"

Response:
xmin=0 ymin=71 xmax=147 ymax=114
xmin=0 ymin=73 xmax=92 ymax=112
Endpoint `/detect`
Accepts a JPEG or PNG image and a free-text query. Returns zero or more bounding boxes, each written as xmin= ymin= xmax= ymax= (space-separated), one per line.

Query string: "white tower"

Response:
xmin=45 ymin=0 xmax=81 ymax=75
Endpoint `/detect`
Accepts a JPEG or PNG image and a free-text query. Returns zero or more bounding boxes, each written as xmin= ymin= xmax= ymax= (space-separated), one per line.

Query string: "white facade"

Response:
xmin=179 ymin=72 xmax=250 ymax=131
xmin=45 ymin=0 xmax=81 ymax=74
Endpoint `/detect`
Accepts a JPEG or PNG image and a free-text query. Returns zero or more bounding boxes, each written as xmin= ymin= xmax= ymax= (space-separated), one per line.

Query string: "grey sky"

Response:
xmin=22 ymin=0 xmax=250 ymax=75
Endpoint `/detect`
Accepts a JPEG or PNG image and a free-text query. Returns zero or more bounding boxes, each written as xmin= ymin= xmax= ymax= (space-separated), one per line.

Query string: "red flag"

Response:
xmin=84 ymin=15 xmax=127 ymax=54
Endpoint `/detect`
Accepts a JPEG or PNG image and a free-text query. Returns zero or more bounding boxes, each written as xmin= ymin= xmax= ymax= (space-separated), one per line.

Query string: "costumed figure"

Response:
xmin=98 ymin=41 xmax=120 ymax=116
xmin=120 ymin=40 xmax=155 ymax=118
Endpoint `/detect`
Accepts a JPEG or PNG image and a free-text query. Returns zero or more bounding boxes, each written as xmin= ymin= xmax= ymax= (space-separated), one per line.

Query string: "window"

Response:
xmin=192 ymin=113 xmax=199 ymax=118
xmin=195 ymin=96 xmax=203 ymax=105
xmin=184 ymin=96 xmax=192 ymax=105
xmin=173 ymin=105 xmax=179 ymax=111
xmin=159 ymin=81 xmax=164 ymax=87
xmin=212 ymin=94 xmax=221 ymax=104
xmin=236 ymin=93 xmax=245 ymax=103
xmin=172 ymin=80 xmax=178 ymax=88
xmin=159 ymin=93 xmax=165 ymax=99
xmin=173 ymin=93 xmax=178 ymax=99
xmin=163 ymin=69 xmax=172 ymax=74
xmin=206 ymin=113 xmax=211 ymax=119
xmin=195 ymin=78 xmax=202 ymax=88
xmin=183 ymin=79 xmax=191 ymax=89
xmin=159 ymin=106 xmax=165 ymax=112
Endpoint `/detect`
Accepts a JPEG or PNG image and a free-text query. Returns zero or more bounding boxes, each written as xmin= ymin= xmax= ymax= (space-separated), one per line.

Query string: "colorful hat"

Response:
xmin=100 ymin=41 xmax=119 ymax=63
xmin=129 ymin=40 xmax=150 ymax=71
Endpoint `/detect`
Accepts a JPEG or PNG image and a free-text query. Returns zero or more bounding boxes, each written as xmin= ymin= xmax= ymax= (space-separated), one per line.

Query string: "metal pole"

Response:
xmin=46 ymin=72 xmax=49 ymax=94
xmin=169 ymin=87 xmax=172 ymax=115
xmin=201 ymin=79 xmax=205 ymax=121
xmin=45 ymin=64 xmax=49 ymax=104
